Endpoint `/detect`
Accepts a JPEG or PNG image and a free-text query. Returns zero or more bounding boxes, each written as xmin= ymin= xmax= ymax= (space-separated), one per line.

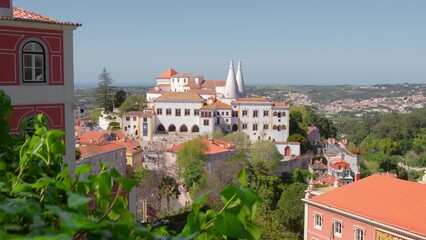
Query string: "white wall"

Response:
xmin=154 ymin=102 xmax=203 ymax=133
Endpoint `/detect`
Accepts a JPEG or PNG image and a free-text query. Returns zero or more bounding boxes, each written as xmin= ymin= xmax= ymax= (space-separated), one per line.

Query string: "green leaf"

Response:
xmin=237 ymin=168 xmax=248 ymax=186
xmin=97 ymin=172 xmax=112 ymax=196
xmin=74 ymin=163 xmax=92 ymax=175
xmin=67 ymin=192 xmax=92 ymax=208
xmin=215 ymin=213 xmax=247 ymax=239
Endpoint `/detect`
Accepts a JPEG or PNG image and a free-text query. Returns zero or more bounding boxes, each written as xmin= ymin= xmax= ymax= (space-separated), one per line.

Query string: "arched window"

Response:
xmin=282 ymin=111 xmax=286 ymax=117
xmin=157 ymin=124 xmax=166 ymax=133
xmin=180 ymin=124 xmax=188 ymax=132
xmin=168 ymin=124 xmax=176 ymax=132
xmin=232 ymin=124 xmax=238 ymax=132
xmin=285 ymin=147 xmax=291 ymax=156
xmin=273 ymin=111 xmax=278 ymax=117
xmin=273 ymin=125 xmax=278 ymax=130
xmin=22 ymin=41 xmax=45 ymax=83
xmin=191 ymin=125 xmax=199 ymax=133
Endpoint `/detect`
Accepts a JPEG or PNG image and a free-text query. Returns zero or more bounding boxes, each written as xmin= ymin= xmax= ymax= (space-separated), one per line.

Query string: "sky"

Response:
xmin=14 ymin=0 xmax=426 ymax=87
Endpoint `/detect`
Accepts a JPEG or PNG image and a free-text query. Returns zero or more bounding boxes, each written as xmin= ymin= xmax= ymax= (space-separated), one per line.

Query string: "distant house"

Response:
xmin=303 ymin=174 xmax=426 ymax=240
xmin=166 ymin=138 xmax=237 ymax=172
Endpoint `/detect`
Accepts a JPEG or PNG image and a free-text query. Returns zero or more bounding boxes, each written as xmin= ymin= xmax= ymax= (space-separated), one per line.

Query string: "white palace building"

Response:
xmin=122 ymin=61 xmax=300 ymax=157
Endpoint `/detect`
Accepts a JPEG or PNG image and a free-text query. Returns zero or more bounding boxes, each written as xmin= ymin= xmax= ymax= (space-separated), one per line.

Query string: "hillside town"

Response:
xmin=1 ymin=1 xmax=426 ymax=240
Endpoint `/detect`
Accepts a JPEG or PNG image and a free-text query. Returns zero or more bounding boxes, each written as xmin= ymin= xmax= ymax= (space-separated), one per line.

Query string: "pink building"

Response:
xmin=0 ymin=0 xmax=80 ymax=170
xmin=303 ymin=174 xmax=426 ymax=240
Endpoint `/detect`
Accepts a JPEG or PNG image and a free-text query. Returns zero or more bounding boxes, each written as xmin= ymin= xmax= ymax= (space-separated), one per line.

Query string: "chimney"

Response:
xmin=0 ymin=0 xmax=13 ymax=17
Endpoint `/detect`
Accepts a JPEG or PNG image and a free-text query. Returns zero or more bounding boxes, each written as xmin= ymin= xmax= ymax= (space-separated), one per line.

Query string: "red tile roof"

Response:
xmin=78 ymin=143 xmax=125 ymax=159
xmin=188 ymin=89 xmax=216 ymax=95
xmin=214 ymin=100 xmax=232 ymax=110
xmin=79 ymin=130 xmax=110 ymax=145
xmin=167 ymin=138 xmax=235 ymax=155
xmin=0 ymin=7 xmax=81 ymax=26
xmin=311 ymin=174 xmax=426 ymax=237
xmin=173 ymin=73 xmax=203 ymax=78
xmin=201 ymin=80 xmax=226 ymax=87
xmin=157 ymin=68 xmax=177 ymax=79
xmin=235 ymin=98 xmax=270 ymax=103
xmin=155 ymin=91 xmax=203 ymax=102
xmin=114 ymin=140 xmax=142 ymax=154
xmin=124 ymin=111 xmax=152 ymax=117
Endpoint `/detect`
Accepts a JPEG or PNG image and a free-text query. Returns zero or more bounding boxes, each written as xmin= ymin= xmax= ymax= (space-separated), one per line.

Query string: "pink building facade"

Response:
xmin=303 ymin=175 xmax=426 ymax=240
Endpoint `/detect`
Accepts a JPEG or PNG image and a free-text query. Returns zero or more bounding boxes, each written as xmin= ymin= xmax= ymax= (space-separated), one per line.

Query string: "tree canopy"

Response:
xmin=250 ymin=140 xmax=281 ymax=170
xmin=119 ymin=94 xmax=147 ymax=115
xmin=94 ymin=68 xmax=114 ymax=112
xmin=176 ymin=138 xmax=208 ymax=187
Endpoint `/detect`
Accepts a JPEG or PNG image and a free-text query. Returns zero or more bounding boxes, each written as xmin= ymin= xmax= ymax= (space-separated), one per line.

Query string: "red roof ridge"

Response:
xmin=157 ymin=68 xmax=177 ymax=79
xmin=2 ymin=7 xmax=81 ymax=26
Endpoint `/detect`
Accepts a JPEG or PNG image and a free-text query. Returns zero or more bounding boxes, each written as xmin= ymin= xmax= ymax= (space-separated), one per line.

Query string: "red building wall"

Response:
xmin=0 ymin=26 xmax=64 ymax=86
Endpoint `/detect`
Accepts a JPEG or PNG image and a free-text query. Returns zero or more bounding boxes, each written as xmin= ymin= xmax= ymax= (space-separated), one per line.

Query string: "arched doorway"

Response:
xmin=157 ymin=124 xmax=166 ymax=133
xmin=232 ymin=124 xmax=238 ymax=132
xmin=191 ymin=125 xmax=199 ymax=133
xmin=180 ymin=124 xmax=188 ymax=132
xmin=168 ymin=124 xmax=176 ymax=132
xmin=285 ymin=146 xmax=291 ymax=156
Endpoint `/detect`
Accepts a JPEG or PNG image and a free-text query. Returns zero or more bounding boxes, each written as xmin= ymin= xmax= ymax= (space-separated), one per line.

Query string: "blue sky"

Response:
xmin=14 ymin=0 xmax=426 ymax=87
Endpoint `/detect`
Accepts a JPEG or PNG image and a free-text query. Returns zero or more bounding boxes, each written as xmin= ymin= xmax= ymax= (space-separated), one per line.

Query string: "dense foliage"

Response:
xmin=119 ymin=94 xmax=148 ymax=115
xmin=176 ymin=138 xmax=208 ymax=188
xmin=336 ymin=107 xmax=426 ymax=179
xmin=0 ymin=90 xmax=262 ymax=239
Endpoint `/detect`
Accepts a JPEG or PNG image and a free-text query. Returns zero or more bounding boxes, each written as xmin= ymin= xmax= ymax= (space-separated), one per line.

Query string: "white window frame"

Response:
xmin=21 ymin=40 xmax=48 ymax=84
xmin=313 ymin=212 xmax=322 ymax=230
xmin=333 ymin=219 xmax=343 ymax=238
xmin=354 ymin=226 xmax=364 ymax=240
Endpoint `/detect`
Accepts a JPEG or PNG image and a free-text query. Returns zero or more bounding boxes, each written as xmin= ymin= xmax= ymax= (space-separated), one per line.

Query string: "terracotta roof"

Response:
xmin=214 ymin=101 xmax=232 ymax=110
xmin=173 ymin=73 xmax=203 ymax=78
xmin=200 ymin=105 xmax=215 ymax=110
xmin=79 ymin=130 xmax=110 ymax=145
xmin=78 ymin=143 xmax=125 ymax=159
xmin=184 ymin=82 xmax=201 ymax=88
xmin=234 ymin=98 xmax=270 ymax=103
xmin=0 ymin=7 xmax=81 ymax=26
xmin=155 ymin=91 xmax=203 ymax=102
xmin=157 ymin=68 xmax=177 ymax=79
xmin=314 ymin=175 xmax=337 ymax=186
xmin=201 ymin=80 xmax=226 ymax=87
xmin=157 ymin=84 xmax=170 ymax=87
xmin=115 ymin=130 xmax=127 ymax=140
xmin=188 ymin=89 xmax=216 ymax=95
xmin=114 ymin=140 xmax=142 ymax=154
xmin=311 ymin=174 xmax=426 ymax=237
xmin=167 ymin=139 xmax=235 ymax=155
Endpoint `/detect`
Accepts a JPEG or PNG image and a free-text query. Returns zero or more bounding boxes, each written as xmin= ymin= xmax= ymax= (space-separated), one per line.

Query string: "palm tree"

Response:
xmin=158 ymin=175 xmax=180 ymax=213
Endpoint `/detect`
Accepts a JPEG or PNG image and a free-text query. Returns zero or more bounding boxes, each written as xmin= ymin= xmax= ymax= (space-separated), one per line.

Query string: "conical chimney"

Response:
xmin=236 ymin=61 xmax=245 ymax=97
xmin=224 ymin=61 xmax=238 ymax=99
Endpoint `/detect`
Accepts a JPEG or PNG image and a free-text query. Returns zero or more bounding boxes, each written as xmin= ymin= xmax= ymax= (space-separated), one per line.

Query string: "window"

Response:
xmin=133 ymin=125 xmax=136 ymax=129
xmin=313 ymin=213 xmax=322 ymax=230
xmin=333 ymin=220 xmax=342 ymax=237
xmin=143 ymin=118 xmax=147 ymax=122
xmin=242 ymin=123 xmax=247 ymax=130
xmin=194 ymin=109 xmax=200 ymax=116
xmin=264 ymin=110 xmax=269 ymax=117
xmin=354 ymin=227 xmax=364 ymax=240
xmin=184 ymin=109 xmax=190 ymax=116
xmin=242 ymin=110 xmax=248 ymax=116
xmin=217 ymin=117 xmax=220 ymax=124
xmin=133 ymin=116 xmax=137 ymax=121
xmin=166 ymin=108 xmax=172 ymax=115
xmin=175 ymin=109 xmax=181 ymax=116
xmin=226 ymin=112 xmax=229 ymax=116
xmin=126 ymin=117 xmax=130 ymax=121
xmin=203 ymin=119 xmax=209 ymax=126
xmin=232 ymin=111 xmax=238 ymax=117
xmin=22 ymin=41 xmax=45 ymax=83
xmin=157 ymin=108 xmax=162 ymax=115
xmin=263 ymin=124 xmax=269 ymax=130
xmin=253 ymin=124 xmax=258 ymax=131
xmin=253 ymin=110 xmax=258 ymax=118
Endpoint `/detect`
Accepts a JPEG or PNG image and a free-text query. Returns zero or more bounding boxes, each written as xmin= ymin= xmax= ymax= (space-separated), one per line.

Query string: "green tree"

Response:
xmin=94 ymin=68 xmax=114 ymax=113
xmin=158 ymin=175 xmax=180 ymax=213
xmin=224 ymin=132 xmax=251 ymax=153
xmin=119 ymin=94 xmax=147 ymax=115
xmin=75 ymin=147 xmax=81 ymax=160
xmin=108 ymin=121 xmax=120 ymax=131
xmin=176 ymin=138 xmax=208 ymax=187
xmin=277 ymin=182 xmax=307 ymax=238
xmin=250 ymin=140 xmax=282 ymax=170
xmin=114 ymin=90 xmax=127 ymax=108
xmin=287 ymin=134 xmax=310 ymax=153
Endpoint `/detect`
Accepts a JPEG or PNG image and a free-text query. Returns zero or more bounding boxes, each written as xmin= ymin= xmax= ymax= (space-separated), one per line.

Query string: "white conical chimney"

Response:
xmin=224 ymin=61 xmax=238 ymax=99
xmin=236 ymin=61 xmax=245 ymax=97
xmin=0 ymin=0 xmax=13 ymax=17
